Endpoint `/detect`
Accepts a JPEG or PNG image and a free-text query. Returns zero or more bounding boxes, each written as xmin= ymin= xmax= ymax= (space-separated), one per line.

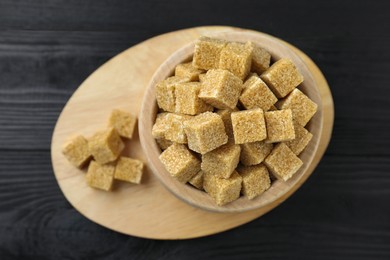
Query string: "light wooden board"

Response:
xmin=51 ymin=26 xmax=334 ymax=239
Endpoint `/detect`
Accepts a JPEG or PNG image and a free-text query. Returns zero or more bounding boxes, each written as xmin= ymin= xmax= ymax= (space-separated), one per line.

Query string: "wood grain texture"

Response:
xmin=139 ymin=30 xmax=325 ymax=213
xmin=1 ymin=0 xmax=390 ymax=258
xmin=1 ymin=151 xmax=390 ymax=259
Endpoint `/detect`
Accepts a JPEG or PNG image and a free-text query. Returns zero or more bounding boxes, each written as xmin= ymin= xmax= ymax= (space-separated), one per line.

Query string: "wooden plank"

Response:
xmin=1 ymin=31 xmax=390 ymax=155
xmin=0 ymin=31 xmax=390 ymax=155
xmin=0 ymin=0 xmax=389 ymax=36
xmin=0 ymin=150 xmax=389 ymax=258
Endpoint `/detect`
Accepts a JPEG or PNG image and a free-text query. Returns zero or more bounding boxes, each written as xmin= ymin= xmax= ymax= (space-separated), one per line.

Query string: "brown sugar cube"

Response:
xmin=260 ymin=58 xmax=304 ymax=98
xmin=114 ymin=156 xmax=144 ymax=184
xmin=219 ymin=42 xmax=253 ymax=80
xmin=240 ymin=141 xmax=273 ymax=166
xmin=244 ymin=72 xmax=259 ymax=82
xmin=285 ymin=124 xmax=313 ymax=155
xmin=175 ymin=62 xmax=204 ymax=81
xmin=152 ymin=113 xmax=191 ymax=144
xmin=237 ymin=164 xmax=271 ymax=199
xmin=108 ymin=109 xmax=137 ymax=139
xmin=155 ymin=76 xmax=190 ymax=112
xmin=62 ymin=135 xmax=92 ymax=168
xmin=264 ymin=143 xmax=303 ymax=181
xmin=264 ymin=109 xmax=295 ymax=143
xmin=159 ymin=143 xmax=201 ymax=183
xmin=189 ymin=170 xmax=204 ymax=190
xmin=231 ymin=109 xmax=267 ymax=144
xmin=201 ymin=144 xmax=241 ymax=179
xmin=152 ymin=113 xmax=170 ymax=139
xmin=88 ymin=128 xmax=124 ymax=164
xmin=175 ymin=82 xmax=213 ymax=115
xmin=277 ymin=88 xmax=318 ymax=126
xmin=193 ymin=36 xmax=227 ymax=70
xmin=184 ymin=112 xmax=228 ymax=154
xmin=164 ymin=113 xmax=192 ymax=144
xmin=203 ymin=171 xmax=242 ymax=206
xmin=239 ymin=75 xmax=278 ymax=111
xmin=156 ymin=138 xmax=173 ymax=150
xmin=216 ymin=108 xmax=238 ymax=142
xmin=249 ymin=42 xmax=271 ymax=74
xmin=199 ymin=69 xmax=243 ymax=110
xmin=268 ymin=105 xmax=278 ymax=111
xmin=86 ymin=161 xmax=115 ymax=191
xmin=198 ymin=73 xmax=207 ymax=83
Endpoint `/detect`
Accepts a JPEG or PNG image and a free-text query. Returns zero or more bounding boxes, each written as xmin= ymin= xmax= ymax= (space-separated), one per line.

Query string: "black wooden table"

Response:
xmin=1 ymin=1 xmax=389 ymax=259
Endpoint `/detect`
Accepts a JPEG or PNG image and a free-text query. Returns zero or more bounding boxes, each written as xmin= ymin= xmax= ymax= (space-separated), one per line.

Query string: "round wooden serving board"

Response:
xmin=51 ymin=26 xmax=334 ymax=240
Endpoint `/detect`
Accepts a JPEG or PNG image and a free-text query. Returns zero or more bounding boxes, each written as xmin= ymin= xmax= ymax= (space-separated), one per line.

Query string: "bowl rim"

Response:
xmin=139 ymin=30 xmax=323 ymax=213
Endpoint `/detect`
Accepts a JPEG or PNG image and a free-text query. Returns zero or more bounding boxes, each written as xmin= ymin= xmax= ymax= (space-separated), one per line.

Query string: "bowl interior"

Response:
xmin=139 ymin=31 xmax=323 ymax=213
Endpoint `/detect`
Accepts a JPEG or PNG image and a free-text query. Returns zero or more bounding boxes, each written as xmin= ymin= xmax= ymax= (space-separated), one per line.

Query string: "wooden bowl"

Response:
xmin=139 ymin=31 xmax=323 ymax=213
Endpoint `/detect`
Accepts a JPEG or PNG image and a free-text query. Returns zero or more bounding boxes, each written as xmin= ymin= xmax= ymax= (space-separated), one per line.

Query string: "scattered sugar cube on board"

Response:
xmin=88 ymin=128 xmax=124 ymax=164
xmin=108 ymin=109 xmax=137 ymax=139
xmin=86 ymin=161 xmax=115 ymax=191
xmin=114 ymin=157 xmax=144 ymax=184
xmin=62 ymin=135 xmax=91 ymax=168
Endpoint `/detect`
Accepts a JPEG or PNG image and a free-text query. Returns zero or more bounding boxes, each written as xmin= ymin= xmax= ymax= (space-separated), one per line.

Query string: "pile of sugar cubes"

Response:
xmin=153 ymin=36 xmax=318 ymax=206
xmin=62 ymin=109 xmax=144 ymax=191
